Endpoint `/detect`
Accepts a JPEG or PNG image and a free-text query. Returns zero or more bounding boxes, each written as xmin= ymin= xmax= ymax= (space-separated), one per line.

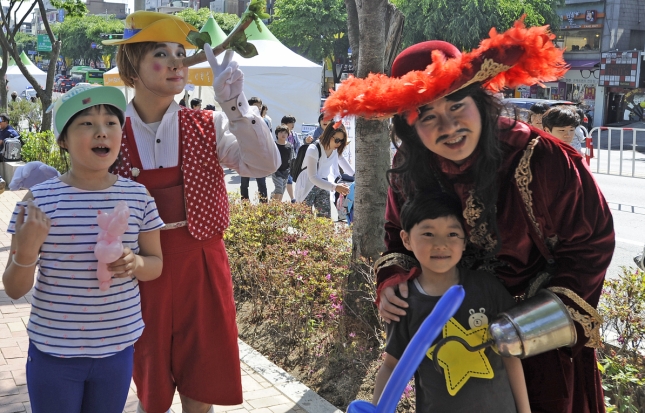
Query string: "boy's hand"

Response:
xmin=13 ymin=201 xmax=49 ymax=260
xmin=108 ymin=248 xmax=137 ymax=278
xmin=335 ymin=183 xmax=350 ymax=195
xmin=379 ymin=282 xmax=409 ymax=323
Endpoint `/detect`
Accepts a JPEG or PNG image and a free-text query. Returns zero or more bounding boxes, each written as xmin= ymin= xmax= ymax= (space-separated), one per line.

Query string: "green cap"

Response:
xmin=49 ymin=85 xmax=126 ymax=136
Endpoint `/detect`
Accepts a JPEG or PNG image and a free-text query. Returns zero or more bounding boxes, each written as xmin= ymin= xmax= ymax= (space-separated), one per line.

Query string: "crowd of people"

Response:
xmin=0 ymin=10 xmax=615 ymax=413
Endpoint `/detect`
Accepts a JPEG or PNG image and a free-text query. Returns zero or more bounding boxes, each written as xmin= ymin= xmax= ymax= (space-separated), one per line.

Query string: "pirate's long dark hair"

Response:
xmin=388 ymin=83 xmax=507 ymax=258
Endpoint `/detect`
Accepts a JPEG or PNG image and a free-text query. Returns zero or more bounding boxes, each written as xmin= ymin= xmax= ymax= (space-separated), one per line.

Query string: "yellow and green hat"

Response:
xmin=102 ymin=11 xmax=197 ymax=49
xmin=49 ymin=85 xmax=127 ymax=136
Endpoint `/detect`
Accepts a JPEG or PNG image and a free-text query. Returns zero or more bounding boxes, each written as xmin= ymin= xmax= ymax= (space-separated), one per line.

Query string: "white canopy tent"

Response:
xmin=104 ymin=20 xmax=322 ymax=132
xmin=194 ymin=39 xmax=322 ymax=131
xmin=6 ymin=52 xmax=47 ymax=97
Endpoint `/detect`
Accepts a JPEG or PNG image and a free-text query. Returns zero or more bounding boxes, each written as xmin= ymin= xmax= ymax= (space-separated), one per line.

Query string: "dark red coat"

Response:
xmin=379 ymin=117 xmax=614 ymax=413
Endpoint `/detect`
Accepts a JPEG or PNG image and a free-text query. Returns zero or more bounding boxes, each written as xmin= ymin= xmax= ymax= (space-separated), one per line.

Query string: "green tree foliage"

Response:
xmin=51 ymin=0 xmax=89 ymax=17
xmin=392 ymin=0 xmax=562 ymax=51
xmin=269 ymin=0 xmax=349 ymax=65
xmin=175 ymin=8 xmax=240 ymax=34
xmin=13 ymin=32 xmax=37 ymax=55
xmin=57 ymin=15 xmax=123 ymax=64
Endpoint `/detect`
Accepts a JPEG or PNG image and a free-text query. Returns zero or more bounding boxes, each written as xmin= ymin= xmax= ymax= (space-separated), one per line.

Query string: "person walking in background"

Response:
xmin=0 ymin=112 xmax=20 ymax=155
xmin=528 ymin=102 xmax=549 ymax=128
xmin=103 ymin=11 xmax=280 ymax=413
xmin=281 ymin=115 xmax=299 ymax=203
xmin=271 ymin=124 xmax=293 ymax=201
xmin=190 ymin=98 xmax=202 ymax=110
xmin=574 ymin=108 xmax=589 ymax=155
xmin=3 ymin=85 xmax=164 ymax=413
xmin=542 ymin=105 xmax=581 ymax=151
xmin=312 ymin=113 xmax=330 ymax=141
xmin=261 ymin=105 xmax=272 ymax=132
xmin=294 ymin=123 xmax=353 ymax=218
xmin=9 ymin=91 xmax=21 ymax=103
xmin=240 ymin=96 xmax=269 ymax=203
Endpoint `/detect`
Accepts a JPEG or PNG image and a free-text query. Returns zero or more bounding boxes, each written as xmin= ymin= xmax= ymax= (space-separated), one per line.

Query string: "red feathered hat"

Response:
xmin=323 ymin=18 xmax=568 ymax=124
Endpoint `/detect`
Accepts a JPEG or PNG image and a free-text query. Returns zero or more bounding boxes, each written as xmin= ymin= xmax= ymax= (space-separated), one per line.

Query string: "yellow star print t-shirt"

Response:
xmin=385 ymin=267 xmax=518 ymax=413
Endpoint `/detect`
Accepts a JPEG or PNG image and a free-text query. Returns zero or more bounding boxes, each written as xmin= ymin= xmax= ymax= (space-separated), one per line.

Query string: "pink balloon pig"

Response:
xmin=94 ymin=201 xmax=130 ymax=291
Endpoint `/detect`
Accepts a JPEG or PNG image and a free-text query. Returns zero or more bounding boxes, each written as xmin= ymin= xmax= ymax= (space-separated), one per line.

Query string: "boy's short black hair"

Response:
xmin=281 ymin=115 xmax=296 ymax=124
xmin=190 ymin=98 xmax=202 ymax=108
xmin=248 ymin=96 xmax=262 ymax=106
xmin=275 ymin=124 xmax=289 ymax=137
xmin=400 ymin=192 xmax=464 ymax=233
xmin=529 ymin=102 xmax=550 ymax=115
xmin=204 ymin=104 xmax=216 ymax=110
xmin=542 ymin=106 xmax=580 ymax=130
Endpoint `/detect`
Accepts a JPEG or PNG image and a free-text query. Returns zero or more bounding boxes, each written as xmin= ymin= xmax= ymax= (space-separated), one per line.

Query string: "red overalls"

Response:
xmin=116 ymin=113 xmax=243 ymax=413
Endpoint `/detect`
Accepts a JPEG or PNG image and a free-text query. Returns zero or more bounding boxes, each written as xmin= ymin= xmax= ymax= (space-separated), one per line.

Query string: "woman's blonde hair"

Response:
xmin=116 ymin=43 xmax=158 ymax=88
xmin=319 ymin=122 xmax=348 ymax=154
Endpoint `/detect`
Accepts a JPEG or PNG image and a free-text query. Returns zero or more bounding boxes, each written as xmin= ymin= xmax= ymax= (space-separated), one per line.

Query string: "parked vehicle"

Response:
xmin=20 ymin=88 xmax=38 ymax=100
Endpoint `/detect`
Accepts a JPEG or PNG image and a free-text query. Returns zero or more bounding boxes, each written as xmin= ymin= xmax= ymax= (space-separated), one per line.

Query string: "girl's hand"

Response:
xmin=335 ymin=183 xmax=350 ymax=195
xmin=108 ymin=247 xmax=137 ymax=278
xmin=14 ymin=200 xmax=49 ymax=259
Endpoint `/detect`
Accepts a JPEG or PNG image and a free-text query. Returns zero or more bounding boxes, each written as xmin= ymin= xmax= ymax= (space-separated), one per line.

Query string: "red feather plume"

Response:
xmin=323 ymin=18 xmax=567 ymax=124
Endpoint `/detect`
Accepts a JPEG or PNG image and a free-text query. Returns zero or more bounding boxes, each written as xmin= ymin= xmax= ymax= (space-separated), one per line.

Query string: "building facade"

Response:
xmin=512 ymin=0 xmax=645 ymax=126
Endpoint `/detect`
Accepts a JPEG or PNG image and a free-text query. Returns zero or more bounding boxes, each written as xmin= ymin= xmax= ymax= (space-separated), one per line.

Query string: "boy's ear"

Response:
xmin=544 ymin=127 xmax=552 ymax=133
xmin=400 ymin=230 xmax=412 ymax=251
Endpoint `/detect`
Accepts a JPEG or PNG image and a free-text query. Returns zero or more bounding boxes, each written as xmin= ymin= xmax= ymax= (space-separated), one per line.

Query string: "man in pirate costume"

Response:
xmin=102 ymin=11 xmax=280 ymax=413
xmin=324 ymin=20 xmax=614 ymax=413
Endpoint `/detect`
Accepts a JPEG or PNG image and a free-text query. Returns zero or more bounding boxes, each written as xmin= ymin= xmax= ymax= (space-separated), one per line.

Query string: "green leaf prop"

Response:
xmin=228 ymin=32 xmax=258 ymax=58
xmin=245 ymin=0 xmax=271 ymax=32
xmin=185 ymin=0 xmax=267 ymax=58
xmin=186 ymin=31 xmax=212 ymax=50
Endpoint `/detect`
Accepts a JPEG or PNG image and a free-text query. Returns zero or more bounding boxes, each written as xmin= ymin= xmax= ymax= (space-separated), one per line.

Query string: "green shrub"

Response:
xmin=598 ymin=267 xmax=645 ymax=412
xmin=225 ymin=197 xmax=352 ymax=354
xmin=20 ymin=130 xmax=69 ymax=173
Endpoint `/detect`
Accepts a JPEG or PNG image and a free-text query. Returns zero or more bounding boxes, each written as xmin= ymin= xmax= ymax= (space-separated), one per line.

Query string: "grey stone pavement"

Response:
xmin=0 ymin=188 xmax=342 ymax=413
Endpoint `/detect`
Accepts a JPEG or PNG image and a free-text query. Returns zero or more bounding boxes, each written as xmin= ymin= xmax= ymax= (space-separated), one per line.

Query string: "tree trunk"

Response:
xmin=349 ymin=0 xmax=391 ymax=263
xmin=0 ymin=49 xmax=8 ymax=112
xmin=344 ymin=0 xmax=396 ymax=324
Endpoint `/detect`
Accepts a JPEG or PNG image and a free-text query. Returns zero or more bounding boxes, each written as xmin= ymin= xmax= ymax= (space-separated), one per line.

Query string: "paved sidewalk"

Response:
xmin=0 ymin=189 xmax=341 ymax=413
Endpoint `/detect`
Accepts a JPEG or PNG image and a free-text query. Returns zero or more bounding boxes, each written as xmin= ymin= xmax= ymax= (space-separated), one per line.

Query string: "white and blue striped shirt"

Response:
xmin=7 ymin=177 xmax=164 ymax=358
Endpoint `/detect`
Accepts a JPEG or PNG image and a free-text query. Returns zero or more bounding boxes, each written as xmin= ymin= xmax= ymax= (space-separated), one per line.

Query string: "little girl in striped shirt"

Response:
xmin=2 ymin=85 xmax=164 ymax=413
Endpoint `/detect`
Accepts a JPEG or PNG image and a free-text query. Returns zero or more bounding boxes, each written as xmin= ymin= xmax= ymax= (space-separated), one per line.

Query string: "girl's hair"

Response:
xmin=319 ymin=122 xmax=348 ymax=154
xmin=318 ymin=113 xmax=325 ymax=123
xmin=542 ymin=106 xmax=579 ymax=130
xmin=389 ymin=82 xmax=506 ymax=258
xmin=116 ymin=43 xmax=159 ymax=88
xmin=400 ymin=191 xmax=464 ymax=233
xmin=57 ymin=105 xmax=125 ymax=151
xmin=261 ymin=105 xmax=268 ymax=117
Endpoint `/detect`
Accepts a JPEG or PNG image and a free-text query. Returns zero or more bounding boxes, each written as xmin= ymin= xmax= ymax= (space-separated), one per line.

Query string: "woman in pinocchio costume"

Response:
xmin=324 ymin=20 xmax=614 ymax=413
xmin=102 ymin=10 xmax=280 ymax=413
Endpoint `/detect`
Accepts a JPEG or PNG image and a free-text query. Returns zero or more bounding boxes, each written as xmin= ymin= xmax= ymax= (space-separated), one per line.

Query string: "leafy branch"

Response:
xmin=181 ymin=0 xmax=269 ymax=67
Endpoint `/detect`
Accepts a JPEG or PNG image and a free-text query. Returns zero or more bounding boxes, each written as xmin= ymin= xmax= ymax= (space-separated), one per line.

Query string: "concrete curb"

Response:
xmin=238 ymin=339 xmax=344 ymax=413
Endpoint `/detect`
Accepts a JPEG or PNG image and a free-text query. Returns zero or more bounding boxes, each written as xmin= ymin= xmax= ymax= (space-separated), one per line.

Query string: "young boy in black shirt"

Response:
xmin=373 ymin=193 xmax=530 ymax=413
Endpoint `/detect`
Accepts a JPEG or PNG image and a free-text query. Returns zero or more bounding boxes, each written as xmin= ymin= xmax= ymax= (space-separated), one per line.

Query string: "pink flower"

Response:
xmin=349 ymin=332 xmax=356 ymax=338
xmin=325 ymin=274 xmax=331 ymax=281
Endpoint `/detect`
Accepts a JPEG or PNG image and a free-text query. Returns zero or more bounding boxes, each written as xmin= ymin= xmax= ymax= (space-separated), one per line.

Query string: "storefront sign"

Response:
xmin=560 ymin=10 xmax=604 ymax=30
xmin=564 ymin=70 xmax=599 ymax=85
xmin=600 ymin=51 xmax=642 ymax=88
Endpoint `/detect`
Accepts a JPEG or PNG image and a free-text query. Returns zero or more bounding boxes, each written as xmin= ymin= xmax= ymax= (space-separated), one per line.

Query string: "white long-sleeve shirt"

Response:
xmin=294 ymin=142 xmax=355 ymax=202
xmin=126 ymin=94 xmax=280 ymax=178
